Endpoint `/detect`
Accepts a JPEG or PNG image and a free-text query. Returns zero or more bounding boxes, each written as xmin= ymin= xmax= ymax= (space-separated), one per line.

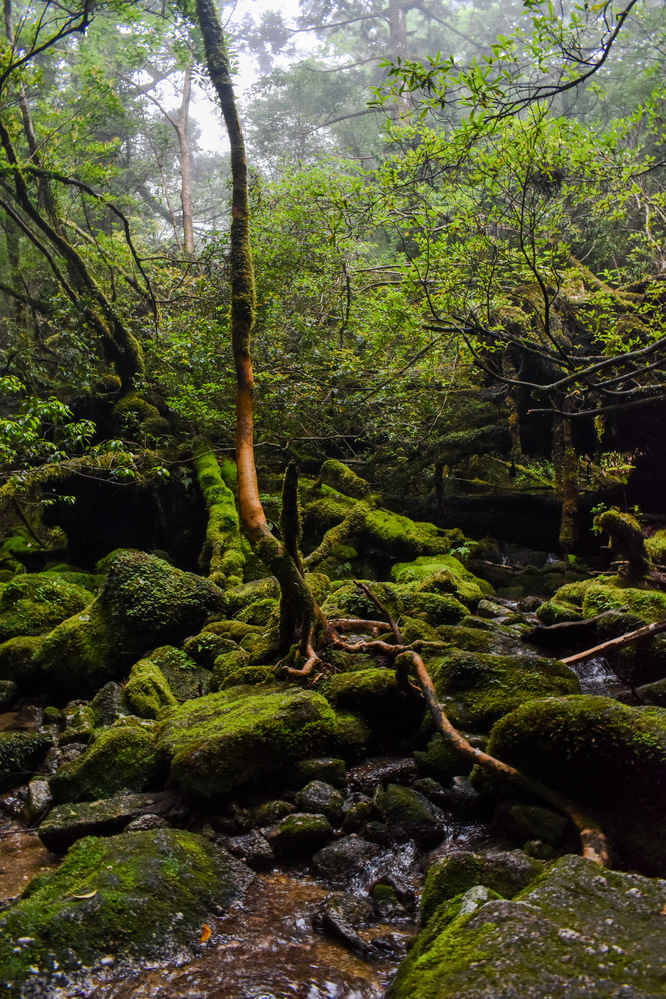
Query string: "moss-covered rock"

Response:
xmin=0 ymin=573 xmax=93 ymax=643
xmin=0 ymin=828 xmax=250 ymax=994
xmin=374 ymin=783 xmax=444 ymax=846
xmin=0 ymin=634 xmax=43 ymax=686
xmin=236 ymin=597 xmax=278 ymax=626
xmin=145 ymin=645 xmax=211 ymax=701
xmin=392 ymin=554 xmax=492 ymax=610
xmin=158 ymin=684 xmax=337 ymax=797
xmin=425 ymin=650 xmax=580 ymax=732
xmin=34 ymin=551 xmax=224 ymax=696
xmin=541 ymin=576 xmax=666 ymax=623
xmin=49 ymin=721 xmax=163 ymax=803
xmin=0 ymin=678 xmax=17 ymax=709
xmin=414 ymin=733 xmax=474 ymax=783
xmin=0 ymin=731 xmax=52 ymax=791
xmin=125 ymin=659 xmax=178 ymax=719
xmin=212 ymin=649 xmax=251 ymax=689
xmin=420 ymin=849 xmax=545 ymax=925
xmin=331 ymin=711 xmax=372 ymax=759
xmin=286 ymin=757 xmax=347 ymax=789
xmin=321 ymin=668 xmax=424 ymax=739
xmin=389 ymin=855 xmax=666 ymax=999
xmin=219 ymin=665 xmax=274 ymax=689
xmin=477 ymin=696 xmax=666 ymax=874
xmin=183 ymin=631 xmax=237 ymax=669
xmin=267 ymin=812 xmax=334 ymax=860
xmin=37 ymin=790 xmax=181 ymax=853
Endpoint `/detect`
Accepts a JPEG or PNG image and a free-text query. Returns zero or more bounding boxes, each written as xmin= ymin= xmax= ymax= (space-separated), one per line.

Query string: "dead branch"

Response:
xmin=561 ymin=620 xmax=666 ymax=666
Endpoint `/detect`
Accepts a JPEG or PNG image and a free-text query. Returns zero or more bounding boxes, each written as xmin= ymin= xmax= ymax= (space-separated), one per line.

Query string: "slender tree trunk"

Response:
xmin=175 ymin=61 xmax=195 ymax=256
xmin=195 ymin=0 xmax=316 ymax=650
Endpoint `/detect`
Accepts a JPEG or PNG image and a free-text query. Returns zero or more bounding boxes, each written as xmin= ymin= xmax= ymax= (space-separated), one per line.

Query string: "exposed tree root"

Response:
xmin=561 ymin=619 xmax=666 ymax=666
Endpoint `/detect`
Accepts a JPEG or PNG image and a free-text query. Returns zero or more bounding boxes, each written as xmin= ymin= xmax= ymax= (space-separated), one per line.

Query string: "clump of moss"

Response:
xmin=0 ymin=635 xmax=42 ymax=687
xmin=125 ymin=659 xmax=178 ymax=718
xmin=392 ymin=555 xmax=492 ymax=610
xmin=426 ymin=649 xmax=579 ymax=732
xmin=321 ymin=668 xmax=424 ymax=739
xmin=159 ymin=684 xmax=337 ymax=796
xmin=539 ymin=577 xmax=666 ymax=626
xmin=49 ymin=721 xmax=163 ymax=803
xmin=0 ymin=829 xmax=250 ymax=994
xmin=219 ymin=665 xmax=274 ymax=688
xmin=0 ymin=573 xmax=93 ymax=643
xmin=476 ymin=695 xmax=666 ymax=874
xmin=146 ymin=645 xmax=212 ymax=701
xmin=193 ymin=444 xmax=245 ymax=587
xmin=594 ymin=508 xmax=650 ymax=580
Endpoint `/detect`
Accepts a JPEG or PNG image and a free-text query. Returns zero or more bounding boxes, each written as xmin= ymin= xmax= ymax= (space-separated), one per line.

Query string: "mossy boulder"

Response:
xmin=0 ymin=828 xmax=250 ymax=994
xmin=420 ymin=849 xmax=545 ymax=925
xmin=0 ymin=573 xmax=93 ymax=643
xmin=125 ymin=659 xmax=178 ymax=719
xmin=49 ymin=721 xmax=163 ymax=803
xmin=540 ymin=577 xmax=666 ymax=624
xmin=0 ymin=731 xmax=52 ymax=791
xmin=144 ymin=645 xmax=211 ymax=701
xmin=267 ymin=812 xmax=334 ymax=860
xmin=0 ymin=634 xmax=42 ymax=686
xmin=477 ymin=696 xmax=666 ymax=874
xmin=374 ymin=783 xmax=444 ymax=846
xmin=37 ymin=790 xmax=181 ymax=853
xmin=425 ymin=650 xmax=580 ymax=732
xmin=183 ymin=631 xmax=237 ymax=669
xmin=392 ymin=555 xmax=492 ymax=615
xmin=158 ymin=684 xmax=337 ymax=797
xmin=414 ymin=732 xmax=474 ymax=783
xmin=389 ymin=855 xmax=666 ymax=999
xmin=34 ymin=551 xmax=224 ymax=696
xmin=322 ymin=668 xmax=424 ymax=738
xmin=0 ymin=678 xmax=17 ymax=709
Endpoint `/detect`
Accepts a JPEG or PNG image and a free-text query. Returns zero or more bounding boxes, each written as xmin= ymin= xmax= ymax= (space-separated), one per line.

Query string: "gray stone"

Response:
xmin=294 ymin=780 xmax=344 ymax=825
xmin=37 ymin=791 xmax=183 ymax=852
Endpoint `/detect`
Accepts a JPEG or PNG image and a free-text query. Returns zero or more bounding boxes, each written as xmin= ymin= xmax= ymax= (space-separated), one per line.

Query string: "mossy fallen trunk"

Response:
xmin=193 ymin=442 xmax=245 ymax=586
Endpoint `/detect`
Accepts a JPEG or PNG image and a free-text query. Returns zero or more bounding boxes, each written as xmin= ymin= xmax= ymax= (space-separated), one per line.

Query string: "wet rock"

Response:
xmin=124 ymin=813 xmax=170 ymax=832
xmin=347 ymin=756 xmax=418 ymax=794
xmin=420 ymin=848 xmax=545 ymax=924
xmin=371 ymin=882 xmax=406 ymax=920
xmin=362 ymin=821 xmax=391 ymax=846
xmin=38 ymin=791 xmax=182 ymax=852
xmin=49 ymin=721 xmax=163 ymax=804
xmin=267 ymin=812 xmax=334 ymax=860
xmin=58 ymin=702 xmax=95 ymax=745
xmin=493 ymin=801 xmax=569 ymax=847
xmin=389 ymin=855 xmax=666 ymax=999
xmin=294 ymin=781 xmax=344 ymax=825
xmin=0 ymin=679 xmax=17 ymax=709
xmin=224 ymin=829 xmax=275 ymax=870
xmin=89 ymin=682 xmax=128 ymax=727
xmin=438 ymin=775 xmax=490 ymax=820
xmin=636 ymin=677 xmax=666 ymax=706
xmin=374 ymin=783 xmax=445 ymax=847
xmin=0 ymin=731 xmax=52 ymax=792
xmin=322 ymin=669 xmax=423 ymax=739
xmin=286 ymin=757 xmax=347 ymax=789
xmin=20 ymin=778 xmax=53 ymax=825
xmin=477 ymin=695 xmax=666 ymax=874
xmin=158 ymin=685 xmax=337 ymax=797
xmin=414 ymin=733 xmax=474 ymax=784
xmin=312 ymin=834 xmax=382 ymax=884
xmin=341 ymin=795 xmax=374 ymax=833
xmin=0 ymin=828 xmax=251 ymax=993
xmin=413 ymin=777 xmax=448 ymax=804
xmin=249 ymin=799 xmax=294 ymax=828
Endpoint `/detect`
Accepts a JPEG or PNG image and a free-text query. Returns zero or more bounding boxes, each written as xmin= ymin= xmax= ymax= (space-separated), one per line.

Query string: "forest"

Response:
xmin=0 ymin=0 xmax=666 ymax=995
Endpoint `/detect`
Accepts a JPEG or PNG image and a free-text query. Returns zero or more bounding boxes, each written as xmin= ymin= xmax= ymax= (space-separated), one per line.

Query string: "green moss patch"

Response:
xmin=0 ymin=573 xmax=92 ymax=643
xmin=158 ymin=684 xmax=337 ymax=797
xmin=50 ymin=722 xmax=163 ymax=803
xmin=0 ymin=731 xmax=52 ymax=792
xmin=125 ymin=659 xmax=178 ymax=718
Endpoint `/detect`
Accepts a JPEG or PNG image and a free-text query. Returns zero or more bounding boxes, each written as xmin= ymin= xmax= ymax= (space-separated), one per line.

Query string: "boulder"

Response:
xmin=34 ymin=551 xmax=224 ymax=696
xmin=374 ymin=783 xmax=445 ymax=847
xmin=266 ymin=813 xmax=334 ymax=860
xmin=37 ymin=790 xmax=183 ymax=852
xmin=49 ymin=721 xmax=163 ymax=804
xmin=0 ymin=829 xmax=250 ymax=994
xmin=158 ymin=684 xmax=337 ymax=797
xmin=0 ymin=730 xmax=52 ymax=792
xmin=294 ymin=780 xmax=344 ymax=825
xmin=477 ymin=695 xmax=666 ymax=875
xmin=0 ymin=573 xmax=93 ymax=643
xmin=389 ymin=855 xmax=666 ymax=999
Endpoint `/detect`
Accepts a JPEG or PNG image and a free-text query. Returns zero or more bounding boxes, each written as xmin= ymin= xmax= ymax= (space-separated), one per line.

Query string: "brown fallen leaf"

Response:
xmin=200 ymin=924 xmax=211 ymax=943
xmin=661 ymin=903 xmax=666 ymax=914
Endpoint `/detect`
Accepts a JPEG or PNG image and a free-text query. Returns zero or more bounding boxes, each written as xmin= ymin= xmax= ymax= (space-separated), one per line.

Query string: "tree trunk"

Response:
xmin=195 ymin=0 xmax=317 ymax=651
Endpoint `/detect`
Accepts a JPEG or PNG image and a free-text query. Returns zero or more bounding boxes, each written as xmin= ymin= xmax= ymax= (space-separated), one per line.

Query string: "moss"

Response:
xmin=34 ymin=551 xmax=223 ymax=697
xmin=0 ymin=678 xmax=17 ymax=709
xmin=49 ymin=722 xmax=163 ymax=803
xmin=236 ymin=597 xmax=278 ymax=626
xmin=203 ymin=618 xmax=263 ymax=641
xmin=545 ymin=576 xmax=666 ymax=624
xmin=434 ymin=626 xmax=497 ymax=653
xmin=0 ymin=634 xmax=42 ymax=686
xmin=145 ymin=645 xmax=212 ymax=701
xmin=476 ymin=695 xmax=666 ymax=875
xmin=125 ymin=660 xmax=178 ymax=719
xmin=646 ymin=528 xmax=666 ymax=564
xmin=219 ymin=665 xmax=274 ymax=688
xmin=374 ymin=783 xmax=443 ymax=845
xmin=392 ymin=555 xmax=492 ymax=609
xmin=420 ymin=850 xmax=544 ymax=925
xmin=113 ymin=392 xmax=162 ymax=431
xmin=193 ymin=443 xmax=245 ymax=587
xmin=0 ymin=573 xmax=93 ymax=643
xmin=0 ymin=731 xmax=52 ymax=792
xmin=331 ymin=711 xmax=372 ymax=759
xmin=315 ymin=459 xmax=373 ymax=500
xmin=269 ymin=812 xmax=334 ymax=859
xmin=414 ymin=732 xmax=473 ymax=783
xmin=286 ymin=757 xmax=347 ymax=789
xmin=363 ymin=509 xmax=464 ymax=561
xmin=212 ymin=649 xmax=251 ymax=689
xmin=183 ymin=632 xmax=237 ymax=669
xmin=158 ymin=684 xmax=337 ymax=796
xmin=223 ymin=576 xmax=280 ymax=615
xmin=595 ymin=508 xmax=650 ymax=580
xmin=399 ymin=616 xmax=441 ymax=642
xmin=407 ymin=592 xmax=469 ymax=626
xmin=322 ymin=668 xmax=424 ymax=738
xmin=426 ymin=650 xmax=580 ymax=732
xmin=0 ymin=829 xmax=249 ymax=993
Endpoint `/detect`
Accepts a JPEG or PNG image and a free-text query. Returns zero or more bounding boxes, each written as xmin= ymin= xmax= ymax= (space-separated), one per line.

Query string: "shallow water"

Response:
xmin=58 ymin=872 xmax=406 ymax=999
xmin=569 ymin=656 xmax=627 ymax=698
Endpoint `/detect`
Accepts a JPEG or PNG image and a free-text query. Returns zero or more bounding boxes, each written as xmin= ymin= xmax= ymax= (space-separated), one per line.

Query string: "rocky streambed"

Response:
xmin=1 ymin=499 xmax=666 ymax=996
